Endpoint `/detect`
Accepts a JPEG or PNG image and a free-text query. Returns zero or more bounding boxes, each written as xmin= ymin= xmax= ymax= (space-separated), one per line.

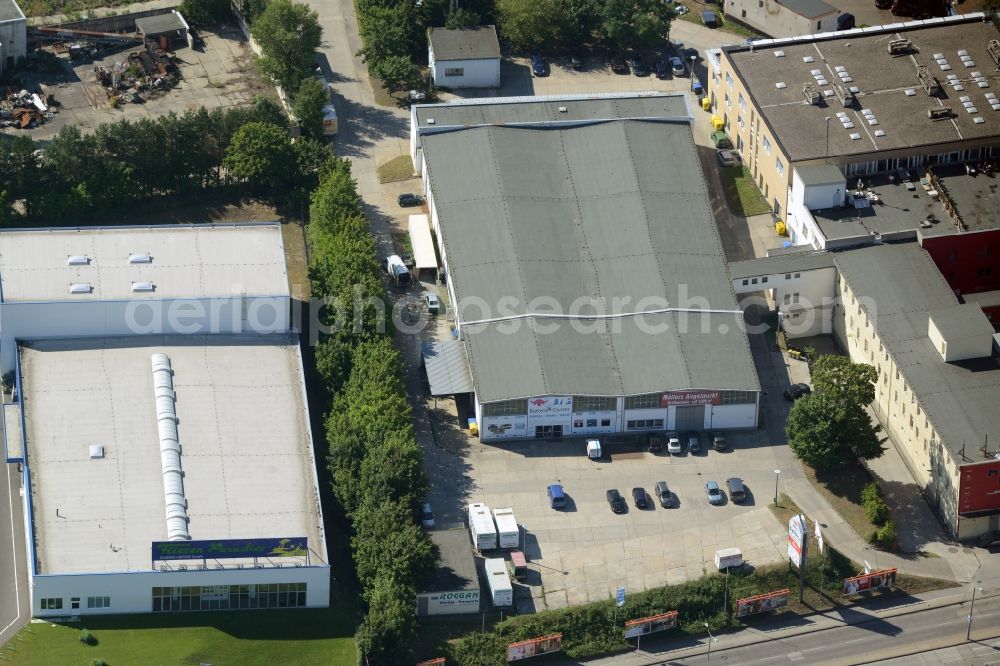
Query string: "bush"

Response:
xmin=90 ymin=660 xmax=109 ymax=666
xmin=868 ymin=521 xmax=897 ymax=550
xmin=79 ymin=629 xmax=97 ymax=645
xmin=860 ymin=482 xmax=890 ymax=525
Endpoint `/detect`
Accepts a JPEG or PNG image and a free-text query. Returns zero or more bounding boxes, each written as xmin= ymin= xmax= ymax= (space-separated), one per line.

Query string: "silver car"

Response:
xmin=706 ymin=480 xmax=724 ymax=505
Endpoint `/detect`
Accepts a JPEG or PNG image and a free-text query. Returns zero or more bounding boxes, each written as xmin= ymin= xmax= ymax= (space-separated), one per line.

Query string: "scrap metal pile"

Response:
xmin=94 ymin=42 xmax=180 ymax=105
xmin=0 ymin=88 xmax=57 ymax=130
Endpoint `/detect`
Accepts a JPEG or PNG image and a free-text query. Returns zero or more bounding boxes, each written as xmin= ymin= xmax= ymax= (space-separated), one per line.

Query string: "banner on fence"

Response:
xmin=735 ymin=589 xmax=790 ymax=618
xmin=506 ymin=634 xmax=563 ymax=662
xmin=623 ymin=611 xmax=679 ymax=639
xmin=843 ymin=568 xmax=897 ymax=595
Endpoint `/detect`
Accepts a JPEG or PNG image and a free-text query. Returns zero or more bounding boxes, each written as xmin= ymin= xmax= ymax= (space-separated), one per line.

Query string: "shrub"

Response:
xmin=90 ymin=660 xmax=109 ymax=666
xmin=860 ymin=482 xmax=890 ymax=525
xmin=869 ymin=521 xmax=897 ymax=550
xmin=79 ymin=629 xmax=97 ymax=645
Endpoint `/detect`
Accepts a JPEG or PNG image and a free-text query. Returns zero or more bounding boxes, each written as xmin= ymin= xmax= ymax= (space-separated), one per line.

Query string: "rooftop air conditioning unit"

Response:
xmin=887 ymin=39 xmax=913 ymax=55
xmin=802 ymin=82 xmax=821 ymax=105
xmin=916 ymin=65 xmax=941 ymax=96
xmin=989 ymin=39 xmax=1000 ymax=69
xmin=833 ymin=82 xmax=854 ymax=108
xmin=927 ymin=107 xmax=954 ymax=120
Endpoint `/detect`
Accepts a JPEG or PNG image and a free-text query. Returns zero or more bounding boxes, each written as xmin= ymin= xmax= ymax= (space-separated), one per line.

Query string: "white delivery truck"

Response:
xmin=714 ymin=547 xmax=743 ymax=571
xmin=492 ymin=507 xmax=520 ymax=549
xmin=468 ymin=502 xmax=498 ymax=551
xmin=385 ymin=254 xmax=411 ymax=288
xmin=484 ymin=557 xmax=513 ymax=607
xmin=322 ymin=104 xmax=338 ymax=137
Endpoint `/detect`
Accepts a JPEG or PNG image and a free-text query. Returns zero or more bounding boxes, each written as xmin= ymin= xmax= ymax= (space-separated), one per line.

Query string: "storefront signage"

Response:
xmin=843 ymin=568 xmax=896 ymax=595
xmin=660 ymin=391 xmax=721 ymax=407
xmin=417 ymin=589 xmax=481 ymax=615
xmin=152 ymin=537 xmax=308 ymax=561
xmin=735 ymin=589 xmax=789 ymax=618
xmin=506 ymin=634 xmax=563 ymax=662
xmin=623 ymin=611 xmax=678 ymax=638
xmin=787 ymin=514 xmax=806 ymax=568
xmin=527 ymin=396 xmax=573 ymax=417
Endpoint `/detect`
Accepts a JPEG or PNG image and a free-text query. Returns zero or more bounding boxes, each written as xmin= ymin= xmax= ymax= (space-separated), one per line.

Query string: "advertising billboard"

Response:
xmin=735 ymin=589 xmax=790 ymax=618
xmin=660 ymin=391 xmax=721 ymax=407
xmin=787 ymin=514 xmax=806 ymax=568
xmin=958 ymin=459 xmax=1000 ymax=517
xmin=623 ymin=611 xmax=679 ymax=638
xmin=843 ymin=568 xmax=897 ymax=595
xmin=416 ymin=589 xmax=481 ymax=616
xmin=152 ymin=537 xmax=307 ymax=561
xmin=506 ymin=634 xmax=563 ymax=662
xmin=527 ymin=397 xmax=573 ymax=418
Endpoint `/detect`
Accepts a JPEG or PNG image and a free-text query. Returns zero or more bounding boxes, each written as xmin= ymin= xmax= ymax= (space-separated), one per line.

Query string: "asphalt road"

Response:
xmin=0 ymin=460 xmax=29 ymax=645
xmin=580 ymin=594 xmax=1000 ymax=665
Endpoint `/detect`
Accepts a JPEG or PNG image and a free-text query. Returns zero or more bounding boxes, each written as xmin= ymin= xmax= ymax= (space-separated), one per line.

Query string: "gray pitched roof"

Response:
xmin=423 ymin=119 xmax=759 ymax=403
xmin=135 ymin=12 xmax=186 ymax=37
xmin=776 ymin=0 xmax=837 ymax=18
xmin=0 ymin=0 xmax=25 ymax=22
xmin=832 ymin=244 xmax=1000 ymax=464
xmin=729 ymin=251 xmax=835 ymax=280
xmin=429 ymin=26 xmax=500 ymax=61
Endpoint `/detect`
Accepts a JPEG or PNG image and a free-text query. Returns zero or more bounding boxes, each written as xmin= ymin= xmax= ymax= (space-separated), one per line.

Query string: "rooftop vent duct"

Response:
xmin=887 ymin=38 xmax=913 ymax=55
xmin=928 ymin=106 xmax=954 ymax=120
xmin=132 ymin=281 xmax=155 ymax=292
xmin=802 ymin=83 xmax=821 ymax=105
xmin=151 ymin=353 xmax=190 ymax=541
xmin=917 ymin=65 xmax=941 ymax=96
xmin=69 ymin=283 xmax=92 ymax=294
xmin=129 ymin=253 xmax=153 ymax=264
xmin=832 ymin=81 xmax=854 ymax=108
xmin=67 ymin=255 xmax=90 ymax=266
xmin=989 ymin=39 xmax=1000 ymax=69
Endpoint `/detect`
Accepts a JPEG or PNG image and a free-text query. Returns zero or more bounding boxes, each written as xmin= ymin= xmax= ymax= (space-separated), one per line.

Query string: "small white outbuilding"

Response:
xmin=428 ymin=25 xmax=501 ymax=89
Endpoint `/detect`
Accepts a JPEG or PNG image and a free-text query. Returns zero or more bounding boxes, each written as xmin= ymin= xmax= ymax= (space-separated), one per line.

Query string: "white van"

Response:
xmin=484 ymin=557 xmax=513 ymax=607
xmin=385 ymin=254 xmax=411 ymax=287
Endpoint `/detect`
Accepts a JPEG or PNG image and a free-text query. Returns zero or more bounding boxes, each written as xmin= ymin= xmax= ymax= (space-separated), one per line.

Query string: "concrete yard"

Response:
xmin=4 ymin=26 xmax=268 ymax=141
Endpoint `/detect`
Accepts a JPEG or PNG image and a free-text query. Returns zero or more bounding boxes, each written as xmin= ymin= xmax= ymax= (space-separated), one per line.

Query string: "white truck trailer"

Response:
xmin=468 ymin=502 xmax=498 ymax=551
xmin=484 ymin=557 xmax=513 ymax=607
xmin=492 ymin=507 xmax=520 ymax=549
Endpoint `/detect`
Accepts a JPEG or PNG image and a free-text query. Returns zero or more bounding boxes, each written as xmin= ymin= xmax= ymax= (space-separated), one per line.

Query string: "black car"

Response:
xmin=398 ymin=193 xmax=424 ymax=207
xmin=648 ymin=432 xmax=664 ymax=453
xmin=837 ymin=12 xmax=856 ymax=30
xmin=784 ymin=383 xmax=812 ymax=401
xmin=610 ymin=57 xmax=630 ymax=74
xmin=531 ymin=53 xmax=548 ymax=76
xmin=607 ymin=489 xmax=628 ymax=513
xmin=875 ymin=0 xmax=891 ymax=7
xmin=632 ymin=487 xmax=649 ymax=509
xmin=632 ymin=60 xmax=650 ymax=77
xmin=570 ymin=54 xmax=585 ymax=71
xmin=712 ymin=432 xmax=728 ymax=451
xmin=654 ymin=60 xmax=668 ymax=79
xmin=727 ymin=477 xmax=747 ymax=503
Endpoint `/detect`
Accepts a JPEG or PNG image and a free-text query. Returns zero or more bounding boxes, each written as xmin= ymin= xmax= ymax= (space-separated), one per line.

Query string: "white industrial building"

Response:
xmin=427 ymin=26 xmax=501 ymax=89
xmin=723 ymin=0 xmax=838 ymax=39
xmin=0 ymin=0 xmax=26 ymax=76
xmin=1 ymin=223 xmax=331 ymax=615
xmin=412 ymin=94 xmax=761 ymax=441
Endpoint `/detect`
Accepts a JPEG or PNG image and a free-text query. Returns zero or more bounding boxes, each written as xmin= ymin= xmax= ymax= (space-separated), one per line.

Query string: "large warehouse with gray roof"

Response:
xmin=412 ymin=93 xmax=761 ymax=441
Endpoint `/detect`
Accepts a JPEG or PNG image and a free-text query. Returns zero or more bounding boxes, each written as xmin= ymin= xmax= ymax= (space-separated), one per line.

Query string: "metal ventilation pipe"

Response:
xmin=150 ymin=353 xmax=190 ymax=541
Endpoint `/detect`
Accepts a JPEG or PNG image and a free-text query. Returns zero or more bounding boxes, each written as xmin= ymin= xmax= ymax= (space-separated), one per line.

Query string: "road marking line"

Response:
xmin=0 ymin=463 xmax=23 ymax=638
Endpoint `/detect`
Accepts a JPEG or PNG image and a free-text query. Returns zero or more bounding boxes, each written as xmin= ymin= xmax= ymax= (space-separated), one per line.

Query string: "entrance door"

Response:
xmin=534 ymin=425 xmax=563 ymax=439
xmin=675 ymin=405 xmax=706 ymax=431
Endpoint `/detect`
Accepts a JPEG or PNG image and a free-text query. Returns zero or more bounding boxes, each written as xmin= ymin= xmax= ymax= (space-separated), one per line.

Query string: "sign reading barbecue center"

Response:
xmin=660 ymin=390 xmax=721 ymax=407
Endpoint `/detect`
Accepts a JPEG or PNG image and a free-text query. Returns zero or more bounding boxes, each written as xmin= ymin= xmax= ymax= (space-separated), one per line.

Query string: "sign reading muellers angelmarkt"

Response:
xmin=660 ymin=391 xmax=721 ymax=407
xmin=152 ymin=537 xmax=308 ymax=561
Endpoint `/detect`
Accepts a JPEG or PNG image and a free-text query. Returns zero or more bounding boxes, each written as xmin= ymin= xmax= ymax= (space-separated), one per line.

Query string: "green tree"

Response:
xmin=497 ymin=0 xmax=564 ymax=50
xmin=809 ymin=354 xmax=878 ymax=408
xmin=178 ymin=0 xmax=231 ymax=26
xmin=252 ymin=0 xmax=323 ymax=91
xmin=786 ymin=392 xmax=885 ymax=470
xmin=352 ymin=498 xmax=438 ymax=590
xmin=370 ymin=54 xmax=418 ymax=93
xmin=599 ymin=0 xmax=675 ymax=50
xmin=446 ymin=7 xmax=482 ymax=28
xmin=358 ymin=4 xmax=418 ymax=65
xmin=293 ymin=77 xmax=328 ymax=139
xmin=0 ymin=189 xmax=14 ymax=227
xmin=355 ymin=577 xmax=417 ymax=664
xmin=223 ymin=122 xmax=296 ymax=196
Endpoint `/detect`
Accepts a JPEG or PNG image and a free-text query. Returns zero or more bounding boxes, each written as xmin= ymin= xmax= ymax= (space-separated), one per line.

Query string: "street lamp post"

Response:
xmin=774 ymin=469 xmax=781 ymax=505
xmin=967 ymin=583 xmax=984 ymax=641
xmin=704 ymin=622 xmax=716 ymax=665
xmin=824 ymin=116 xmax=832 ymax=164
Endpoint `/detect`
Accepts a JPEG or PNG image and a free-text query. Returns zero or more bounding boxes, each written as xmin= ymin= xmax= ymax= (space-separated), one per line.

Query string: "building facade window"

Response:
xmin=626 ymin=419 xmax=664 ymax=430
xmin=444 ymin=67 xmax=464 ymax=76
xmin=572 ymin=396 xmax=617 ymax=412
xmin=40 ymin=598 xmax=63 ymax=610
xmin=152 ymin=583 xmax=307 ymax=612
xmin=763 ymin=136 xmax=772 ymax=155
xmin=776 ymin=158 xmax=785 ymax=176
xmin=720 ymin=390 xmax=756 ymax=404
xmin=87 ymin=596 xmax=111 ymax=609
xmin=725 ymin=72 xmax=734 ymax=88
xmin=624 ymin=393 xmax=660 ymax=410
xmin=482 ymin=399 xmax=527 ymax=417
xmin=738 ymin=93 xmax=746 ymax=110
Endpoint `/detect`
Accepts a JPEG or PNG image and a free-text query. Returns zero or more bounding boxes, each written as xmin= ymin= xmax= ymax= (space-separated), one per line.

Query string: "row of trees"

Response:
xmin=498 ymin=0 xmax=676 ymax=51
xmin=308 ymin=160 xmax=438 ymax=661
xmin=0 ymin=101 xmax=330 ymax=225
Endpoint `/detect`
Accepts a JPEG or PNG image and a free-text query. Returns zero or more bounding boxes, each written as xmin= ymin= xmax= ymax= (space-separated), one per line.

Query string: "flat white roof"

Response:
xmin=408 ymin=214 xmax=437 ymax=271
xmin=21 ymin=335 xmax=326 ymax=574
xmin=0 ymin=224 xmax=289 ymax=303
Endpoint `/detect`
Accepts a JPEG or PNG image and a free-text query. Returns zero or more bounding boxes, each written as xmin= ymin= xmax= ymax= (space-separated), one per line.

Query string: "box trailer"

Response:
xmin=715 ymin=547 xmax=743 ymax=570
xmin=484 ymin=557 xmax=513 ymax=607
xmin=492 ymin=507 xmax=520 ymax=549
xmin=468 ymin=502 xmax=498 ymax=551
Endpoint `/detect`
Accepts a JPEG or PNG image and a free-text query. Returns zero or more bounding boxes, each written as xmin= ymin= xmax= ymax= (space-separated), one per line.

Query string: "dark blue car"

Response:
xmin=532 ymin=54 xmax=548 ymax=77
xmin=654 ymin=60 xmax=668 ymax=79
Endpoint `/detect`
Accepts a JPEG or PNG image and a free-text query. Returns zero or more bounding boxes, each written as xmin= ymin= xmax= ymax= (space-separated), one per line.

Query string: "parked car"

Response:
xmin=632 ymin=487 xmax=649 ymax=509
xmin=655 ymin=481 xmax=675 ymax=508
xmin=398 ymin=193 xmax=424 ymax=207
xmin=570 ymin=54 xmax=585 ymax=70
xmin=706 ymin=480 xmax=724 ymax=505
xmin=717 ymin=149 xmax=740 ymax=167
xmin=654 ymin=60 xmax=668 ymax=79
xmin=702 ymin=9 xmax=719 ymax=26
xmin=421 ymin=502 xmax=435 ymax=528
xmin=687 ymin=434 xmax=701 ymax=454
xmin=587 ymin=439 xmax=602 ymax=459
xmin=712 ymin=432 xmax=728 ymax=451
xmin=711 ymin=131 xmax=733 ymax=149
xmin=408 ymin=89 xmax=427 ymax=102
xmin=727 ymin=478 xmax=747 ymax=503
xmin=783 ymin=383 xmax=812 ymax=401
xmin=648 ymin=431 xmax=664 ymax=453
xmin=548 ymin=483 xmax=567 ymax=509
xmin=667 ymin=432 xmax=683 ymax=454
xmin=837 ymin=12 xmax=856 ymax=30
xmin=423 ymin=291 xmax=441 ymax=315
xmin=607 ymin=489 xmax=628 ymax=514
xmin=875 ymin=0 xmax=891 ymax=7
xmin=531 ymin=53 xmax=548 ymax=76
xmin=632 ymin=59 xmax=650 ymax=77
xmin=675 ymin=3 xmax=689 ymax=14
xmin=670 ymin=56 xmax=685 ymax=76
xmin=610 ymin=56 xmax=630 ymax=74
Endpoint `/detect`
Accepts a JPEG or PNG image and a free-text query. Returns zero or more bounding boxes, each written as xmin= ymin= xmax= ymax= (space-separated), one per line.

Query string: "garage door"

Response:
xmin=675 ymin=405 xmax=705 ymax=431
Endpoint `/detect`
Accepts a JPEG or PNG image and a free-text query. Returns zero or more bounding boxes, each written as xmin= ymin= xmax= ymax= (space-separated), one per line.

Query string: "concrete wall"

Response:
xmin=0 ymin=16 xmax=27 ymax=74
xmin=732 ymin=266 xmax=837 ymax=338
xmin=50 ymin=7 xmax=177 ymax=34
xmin=430 ymin=57 xmax=500 ymax=89
xmin=0 ymin=296 xmax=290 ymax=371
xmin=724 ymin=0 xmax=838 ymax=38
xmin=32 ymin=565 xmax=330 ymax=616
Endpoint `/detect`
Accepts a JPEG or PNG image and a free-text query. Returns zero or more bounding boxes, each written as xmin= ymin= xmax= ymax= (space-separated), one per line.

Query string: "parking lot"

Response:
xmin=3 ymin=27 xmax=268 ymax=141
